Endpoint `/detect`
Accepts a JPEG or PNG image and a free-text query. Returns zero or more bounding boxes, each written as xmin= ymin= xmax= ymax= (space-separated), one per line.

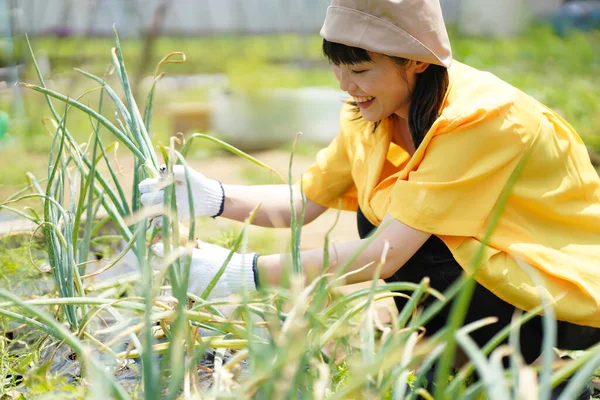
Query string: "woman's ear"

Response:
xmin=411 ymin=61 xmax=430 ymax=74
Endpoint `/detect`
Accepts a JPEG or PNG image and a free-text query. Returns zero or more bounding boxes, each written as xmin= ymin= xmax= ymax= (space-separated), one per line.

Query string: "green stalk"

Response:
xmin=509 ymin=311 xmax=524 ymax=399
xmin=406 ymin=343 xmax=445 ymax=400
xmin=396 ymin=277 xmax=430 ymax=328
xmin=96 ymin=136 xmax=130 ymax=215
xmin=182 ymin=133 xmax=286 ymax=183
xmin=78 ymin=92 xmax=104 ymax=267
xmin=131 ymin=158 xmax=143 ymax=215
xmin=25 ymin=35 xmax=131 ymax=220
xmin=44 ymin=108 xmax=79 ymax=328
xmin=137 ymin=219 xmax=160 ymax=400
xmin=0 ymin=309 xmax=56 ymax=333
xmin=82 ymin=232 xmax=137 ymax=279
xmin=288 ymin=134 xmax=301 ymax=275
xmin=175 ymin=151 xmax=197 ymax=280
xmin=552 ymin=342 xmax=600 ymax=397
xmin=445 ymin=303 xmax=545 ymax=395
xmin=143 ymin=73 xmax=162 ymax=131
xmin=164 ymin=146 xmax=188 ymax=399
xmin=72 ymin=129 xmax=92 ymax=249
xmin=145 ymin=52 xmax=185 ymax=134
xmin=163 ymin=151 xmax=201 ymax=399
xmin=19 ymin=82 xmax=145 ymax=162
xmin=0 ymin=297 xmax=150 ymax=312
xmin=55 ymin=106 xmax=89 ymax=323
xmin=454 ymin=318 xmax=510 ymax=399
xmin=111 ymin=27 xmax=158 ymax=169
xmin=433 ymin=148 xmax=533 ymax=399
xmin=0 ymin=205 xmax=40 ymax=223
xmin=45 ymin=117 xmax=128 ymax=219
xmin=34 ymin=121 xmax=133 ymax=245
xmin=359 ymin=249 xmax=387 ymax=390
xmin=110 ymin=47 xmax=145 ymax=152
xmin=74 ymin=68 xmax=133 ymax=128
xmin=200 ymin=219 xmax=251 ymax=300
xmin=322 ymin=281 xmax=427 ymax=318
xmin=525 ymin=263 xmax=557 ymax=400
xmin=0 ymin=289 xmax=130 ymax=399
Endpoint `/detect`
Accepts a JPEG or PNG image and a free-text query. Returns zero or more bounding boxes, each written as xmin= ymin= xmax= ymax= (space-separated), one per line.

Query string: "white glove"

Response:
xmin=151 ymin=240 xmax=258 ymax=300
xmin=139 ymin=165 xmax=225 ymax=220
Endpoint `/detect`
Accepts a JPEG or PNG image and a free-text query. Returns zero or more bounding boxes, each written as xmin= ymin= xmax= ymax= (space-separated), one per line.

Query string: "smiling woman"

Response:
xmin=139 ymin=0 xmax=600 ymax=398
xmin=323 ymin=40 xmax=449 ymax=150
xmin=329 ymin=52 xmax=422 ymax=121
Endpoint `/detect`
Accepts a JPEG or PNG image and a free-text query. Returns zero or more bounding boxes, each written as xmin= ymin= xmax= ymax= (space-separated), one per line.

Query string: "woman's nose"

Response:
xmin=337 ymin=69 xmax=357 ymax=92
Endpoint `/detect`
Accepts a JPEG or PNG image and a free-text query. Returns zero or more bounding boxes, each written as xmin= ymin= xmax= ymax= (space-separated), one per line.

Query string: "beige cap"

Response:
xmin=320 ymin=0 xmax=452 ymax=68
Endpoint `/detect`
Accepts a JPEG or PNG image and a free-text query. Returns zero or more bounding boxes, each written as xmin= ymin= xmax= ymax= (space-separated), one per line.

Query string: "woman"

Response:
xmin=140 ymin=0 xmax=600 ymax=394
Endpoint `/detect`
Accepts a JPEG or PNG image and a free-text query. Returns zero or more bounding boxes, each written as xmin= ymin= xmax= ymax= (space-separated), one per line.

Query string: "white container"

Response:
xmin=209 ymin=87 xmax=347 ymax=151
xmin=458 ymin=0 xmax=532 ymax=37
xmin=294 ymin=87 xmax=349 ymax=143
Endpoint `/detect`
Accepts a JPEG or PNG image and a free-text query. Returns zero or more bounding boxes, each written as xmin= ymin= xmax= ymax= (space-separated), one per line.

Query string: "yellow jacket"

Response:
xmin=301 ymin=60 xmax=600 ymax=327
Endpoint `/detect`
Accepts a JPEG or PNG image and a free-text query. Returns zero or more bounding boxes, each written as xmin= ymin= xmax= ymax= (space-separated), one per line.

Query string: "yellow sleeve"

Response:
xmin=388 ymin=109 xmax=529 ymax=236
xmin=300 ymin=132 xmax=357 ymax=211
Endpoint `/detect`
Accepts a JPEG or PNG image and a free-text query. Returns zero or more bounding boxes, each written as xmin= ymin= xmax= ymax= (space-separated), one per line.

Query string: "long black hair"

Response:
xmin=323 ymin=39 xmax=449 ymax=149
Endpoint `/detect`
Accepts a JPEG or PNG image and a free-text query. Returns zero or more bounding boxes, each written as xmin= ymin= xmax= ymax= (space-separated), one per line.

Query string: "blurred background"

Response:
xmin=0 ymin=0 xmax=599 ymax=220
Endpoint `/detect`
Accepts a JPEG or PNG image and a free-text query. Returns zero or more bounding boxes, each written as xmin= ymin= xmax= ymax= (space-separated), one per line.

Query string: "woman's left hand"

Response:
xmin=151 ymin=240 xmax=257 ymax=300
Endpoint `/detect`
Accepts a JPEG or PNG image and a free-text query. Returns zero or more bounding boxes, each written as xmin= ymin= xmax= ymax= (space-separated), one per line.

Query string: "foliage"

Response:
xmin=450 ymin=25 xmax=600 ymax=147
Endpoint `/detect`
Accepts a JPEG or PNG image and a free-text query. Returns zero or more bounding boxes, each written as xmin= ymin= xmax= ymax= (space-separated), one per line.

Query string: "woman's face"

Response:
xmin=332 ymin=52 xmax=428 ymax=121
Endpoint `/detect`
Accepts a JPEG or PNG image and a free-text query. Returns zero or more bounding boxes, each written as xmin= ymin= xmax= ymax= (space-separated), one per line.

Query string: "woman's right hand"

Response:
xmin=138 ymin=165 xmax=225 ymax=221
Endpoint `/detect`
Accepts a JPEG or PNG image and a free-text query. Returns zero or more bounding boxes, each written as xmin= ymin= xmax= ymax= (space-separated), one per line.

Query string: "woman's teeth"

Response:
xmin=353 ymin=96 xmax=374 ymax=103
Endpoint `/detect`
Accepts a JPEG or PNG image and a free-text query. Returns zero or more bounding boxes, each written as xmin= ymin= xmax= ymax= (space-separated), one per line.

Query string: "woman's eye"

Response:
xmin=351 ymin=69 xmax=368 ymax=75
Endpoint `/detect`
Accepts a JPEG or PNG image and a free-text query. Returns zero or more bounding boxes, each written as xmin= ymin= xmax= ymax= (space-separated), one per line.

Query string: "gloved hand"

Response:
xmin=139 ymin=165 xmax=225 ymax=221
xmin=151 ymin=240 xmax=258 ymax=300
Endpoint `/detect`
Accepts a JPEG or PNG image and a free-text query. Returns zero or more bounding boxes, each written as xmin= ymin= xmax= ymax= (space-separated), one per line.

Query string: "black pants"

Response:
xmin=357 ymin=207 xmax=600 ymax=364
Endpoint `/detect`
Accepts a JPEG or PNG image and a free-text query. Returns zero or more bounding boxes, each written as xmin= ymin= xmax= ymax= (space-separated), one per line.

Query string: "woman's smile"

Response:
xmin=353 ymin=95 xmax=376 ymax=109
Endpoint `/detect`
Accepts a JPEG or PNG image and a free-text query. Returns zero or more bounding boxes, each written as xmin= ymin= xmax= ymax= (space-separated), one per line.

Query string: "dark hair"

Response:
xmin=322 ymin=39 xmax=449 ymax=148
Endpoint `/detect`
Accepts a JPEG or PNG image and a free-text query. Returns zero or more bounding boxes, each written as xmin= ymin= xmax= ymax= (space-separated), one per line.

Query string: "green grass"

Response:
xmin=0 ymin=233 xmax=49 ymax=295
xmin=4 ymin=34 xmax=325 ymax=75
xmin=449 ymin=25 xmax=600 ymax=146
